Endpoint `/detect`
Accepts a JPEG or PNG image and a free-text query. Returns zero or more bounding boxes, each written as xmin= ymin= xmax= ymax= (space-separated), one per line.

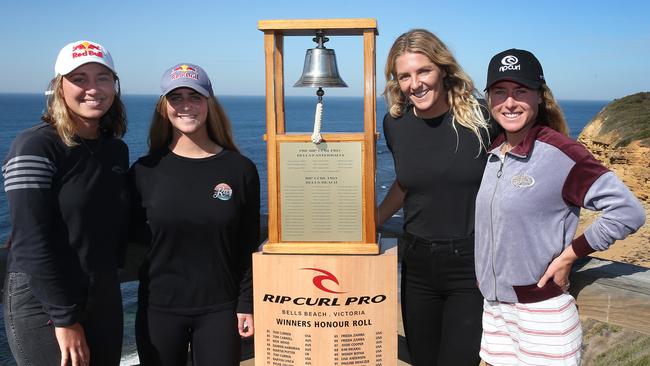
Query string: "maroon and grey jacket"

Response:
xmin=475 ymin=124 xmax=645 ymax=303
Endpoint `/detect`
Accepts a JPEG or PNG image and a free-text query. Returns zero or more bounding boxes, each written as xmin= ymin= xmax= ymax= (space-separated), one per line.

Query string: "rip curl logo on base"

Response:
xmin=170 ymin=64 xmax=199 ymax=81
xmin=213 ymin=183 xmax=232 ymax=200
xmin=71 ymin=41 xmax=104 ymax=59
xmin=499 ymin=55 xmax=520 ymax=72
xmin=301 ymin=268 xmax=346 ymax=294
xmin=511 ymin=174 xmax=535 ymax=188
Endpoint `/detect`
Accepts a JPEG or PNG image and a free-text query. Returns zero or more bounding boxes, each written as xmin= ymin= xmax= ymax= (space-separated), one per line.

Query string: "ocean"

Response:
xmin=0 ymin=94 xmax=608 ymax=365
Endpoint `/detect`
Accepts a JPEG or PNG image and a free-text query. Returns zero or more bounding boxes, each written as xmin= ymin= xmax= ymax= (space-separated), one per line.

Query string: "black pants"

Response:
xmin=3 ymin=272 xmax=123 ymax=366
xmin=400 ymin=233 xmax=483 ymax=366
xmin=135 ymin=306 xmax=240 ymax=366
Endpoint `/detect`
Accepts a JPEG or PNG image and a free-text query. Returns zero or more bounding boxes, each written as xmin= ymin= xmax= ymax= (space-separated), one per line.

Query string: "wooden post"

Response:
xmin=263 ymin=30 xmax=280 ymax=244
xmin=362 ymin=29 xmax=377 ymax=245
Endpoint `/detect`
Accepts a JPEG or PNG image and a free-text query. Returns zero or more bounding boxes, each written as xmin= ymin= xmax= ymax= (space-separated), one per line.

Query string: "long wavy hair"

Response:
xmin=42 ymin=74 xmax=127 ymax=146
xmin=486 ymin=84 xmax=569 ymax=136
xmin=148 ymin=95 xmax=239 ymax=153
xmin=383 ymin=29 xmax=490 ymax=152
xmin=537 ymin=85 xmax=569 ymax=135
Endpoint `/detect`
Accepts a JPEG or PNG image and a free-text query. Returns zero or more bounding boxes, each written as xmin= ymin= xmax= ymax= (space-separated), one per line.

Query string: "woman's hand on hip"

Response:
xmin=55 ymin=322 xmax=89 ymax=366
xmin=237 ymin=313 xmax=254 ymax=338
xmin=537 ymin=245 xmax=579 ymax=292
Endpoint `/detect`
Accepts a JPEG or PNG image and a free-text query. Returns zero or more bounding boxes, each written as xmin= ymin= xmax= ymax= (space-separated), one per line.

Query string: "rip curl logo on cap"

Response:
xmin=511 ymin=174 xmax=535 ymax=188
xmin=171 ymin=64 xmax=199 ymax=81
xmin=499 ymin=55 xmax=520 ymax=72
xmin=213 ymin=183 xmax=233 ymax=200
xmin=301 ymin=268 xmax=346 ymax=294
xmin=71 ymin=41 xmax=103 ymax=59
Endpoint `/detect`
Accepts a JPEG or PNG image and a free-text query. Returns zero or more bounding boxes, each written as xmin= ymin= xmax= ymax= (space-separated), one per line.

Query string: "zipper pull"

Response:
xmin=497 ymin=157 xmax=505 ymax=178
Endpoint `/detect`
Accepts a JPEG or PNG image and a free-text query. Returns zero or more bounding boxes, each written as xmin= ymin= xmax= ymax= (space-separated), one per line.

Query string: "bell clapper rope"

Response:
xmin=311 ymin=87 xmax=325 ymax=144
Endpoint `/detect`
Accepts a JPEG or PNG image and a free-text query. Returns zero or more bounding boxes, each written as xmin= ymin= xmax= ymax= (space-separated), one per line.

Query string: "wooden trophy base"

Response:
xmin=253 ymin=239 xmax=397 ymax=366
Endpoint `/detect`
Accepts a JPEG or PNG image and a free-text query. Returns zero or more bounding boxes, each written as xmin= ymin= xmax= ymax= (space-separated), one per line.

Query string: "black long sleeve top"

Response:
xmin=3 ymin=123 xmax=130 ymax=326
xmin=129 ymin=148 xmax=260 ymax=315
xmin=383 ymin=106 xmax=495 ymax=240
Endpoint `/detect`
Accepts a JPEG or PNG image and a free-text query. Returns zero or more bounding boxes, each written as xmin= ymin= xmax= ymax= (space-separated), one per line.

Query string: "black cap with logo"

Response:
xmin=485 ymin=49 xmax=545 ymax=91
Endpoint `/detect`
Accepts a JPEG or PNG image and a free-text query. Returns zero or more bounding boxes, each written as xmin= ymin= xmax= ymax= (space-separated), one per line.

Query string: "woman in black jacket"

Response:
xmin=130 ymin=63 xmax=259 ymax=366
xmin=3 ymin=40 xmax=129 ymax=366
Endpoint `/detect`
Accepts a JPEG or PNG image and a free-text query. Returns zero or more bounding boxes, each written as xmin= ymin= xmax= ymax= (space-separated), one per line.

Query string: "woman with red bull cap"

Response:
xmin=129 ymin=63 xmax=259 ymax=366
xmin=475 ymin=48 xmax=645 ymax=365
xmin=2 ymin=40 xmax=129 ymax=366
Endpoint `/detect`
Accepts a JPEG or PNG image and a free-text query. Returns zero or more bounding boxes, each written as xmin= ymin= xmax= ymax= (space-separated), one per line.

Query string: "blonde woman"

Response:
xmin=377 ymin=29 xmax=495 ymax=365
xmin=3 ymin=40 xmax=128 ymax=366
xmin=130 ymin=63 xmax=259 ymax=366
xmin=476 ymin=48 xmax=645 ymax=366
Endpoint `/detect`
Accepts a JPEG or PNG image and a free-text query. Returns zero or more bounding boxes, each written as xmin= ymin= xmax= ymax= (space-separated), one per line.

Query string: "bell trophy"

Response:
xmin=253 ymin=19 xmax=398 ymax=366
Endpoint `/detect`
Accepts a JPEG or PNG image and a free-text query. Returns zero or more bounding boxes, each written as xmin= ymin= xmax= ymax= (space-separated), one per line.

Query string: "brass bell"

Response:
xmin=294 ymin=31 xmax=347 ymax=88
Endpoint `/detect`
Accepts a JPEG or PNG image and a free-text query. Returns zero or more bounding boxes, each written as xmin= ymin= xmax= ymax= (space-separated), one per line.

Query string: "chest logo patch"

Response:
xmin=511 ymin=174 xmax=535 ymax=188
xmin=213 ymin=183 xmax=233 ymax=201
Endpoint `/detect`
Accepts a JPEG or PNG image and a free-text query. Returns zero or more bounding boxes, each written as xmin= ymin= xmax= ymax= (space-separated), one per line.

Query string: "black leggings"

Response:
xmin=135 ymin=307 xmax=240 ymax=366
xmin=400 ymin=234 xmax=483 ymax=366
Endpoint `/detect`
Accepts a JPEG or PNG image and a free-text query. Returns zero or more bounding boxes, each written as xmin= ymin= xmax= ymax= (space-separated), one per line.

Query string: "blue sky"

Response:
xmin=1 ymin=0 xmax=648 ymax=100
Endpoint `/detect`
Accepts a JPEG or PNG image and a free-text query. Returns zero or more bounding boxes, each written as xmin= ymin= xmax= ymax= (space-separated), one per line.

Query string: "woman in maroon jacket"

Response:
xmin=476 ymin=48 xmax=645 ymax=366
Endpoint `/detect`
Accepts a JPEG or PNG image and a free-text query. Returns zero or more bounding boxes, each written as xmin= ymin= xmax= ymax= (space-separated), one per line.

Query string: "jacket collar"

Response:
xmin=489 ymin=124 xmax=544 ymax=158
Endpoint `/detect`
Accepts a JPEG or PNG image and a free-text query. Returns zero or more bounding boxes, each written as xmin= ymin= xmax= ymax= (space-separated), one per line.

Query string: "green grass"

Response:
xmin=592 ymin=336 xmax=650 ymax=366
xmin=595 ymin=92 xmax=650 ymax=147
xmin=581 ymin=319 xmax=650 ymax=366
xmin=584 ymin=322 xmax=622 ymax=338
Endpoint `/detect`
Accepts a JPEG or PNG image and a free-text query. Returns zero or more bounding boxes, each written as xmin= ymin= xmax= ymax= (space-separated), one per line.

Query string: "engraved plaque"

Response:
xmin=279 ymin=142 xmax=362 ymax=242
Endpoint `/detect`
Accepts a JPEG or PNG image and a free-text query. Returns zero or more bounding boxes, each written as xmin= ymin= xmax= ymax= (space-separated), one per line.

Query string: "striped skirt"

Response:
xmin=480 ymin=293 xmax=582 ymax=366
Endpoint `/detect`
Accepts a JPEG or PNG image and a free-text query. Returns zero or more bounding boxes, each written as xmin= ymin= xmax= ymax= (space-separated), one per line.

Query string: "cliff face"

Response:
xmin=577 ymin=92 xmax=650 ymax=267
xmin=578 ymin=92 xmax=650 ymax=202
xmin=579 ymin=92 xmax=650 ymax=148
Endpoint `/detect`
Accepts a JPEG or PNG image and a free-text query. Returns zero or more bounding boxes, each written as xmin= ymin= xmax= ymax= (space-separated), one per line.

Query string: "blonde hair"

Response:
xmin=42 ymin=75 xmax=127 ymax=146
xmin=148 ymin=95 xmax=239 ymax=153
xmin=383 ymin=29 xmax=489 ymax=152
xmin=486 ymin=84 xmax=569 ymax=136
xmin=537 ymin=85 xmax=569 ymax=135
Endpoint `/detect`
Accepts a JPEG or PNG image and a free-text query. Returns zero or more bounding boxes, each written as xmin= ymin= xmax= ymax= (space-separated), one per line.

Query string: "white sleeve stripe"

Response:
xmin=4 ymin=155 xmax=54 ymax=165
xmin=2 ymin=155 xmax=56 ymax=172
xmin=4 ymin=176 xmax=52 ymax=185
xmin=3 ymin=161 xmax=56 ymax=174
xmin=4 ymin=183 xmax=52 ymax=192
xmin=3 ymin=169 xmax=55 ymax=178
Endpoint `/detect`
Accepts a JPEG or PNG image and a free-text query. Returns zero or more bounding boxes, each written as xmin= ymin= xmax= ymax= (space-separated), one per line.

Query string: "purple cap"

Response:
xmin=160 ymin=63 xmax=213 ymax=97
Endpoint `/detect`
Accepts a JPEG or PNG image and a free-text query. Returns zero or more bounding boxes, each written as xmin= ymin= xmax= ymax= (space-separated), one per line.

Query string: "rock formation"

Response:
xmin=578 ymin=92 xmax=650 ymax=267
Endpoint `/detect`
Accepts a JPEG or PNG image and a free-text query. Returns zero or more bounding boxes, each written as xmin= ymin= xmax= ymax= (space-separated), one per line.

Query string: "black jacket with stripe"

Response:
xmin=2 ymin=123 xmax=129 ymax=326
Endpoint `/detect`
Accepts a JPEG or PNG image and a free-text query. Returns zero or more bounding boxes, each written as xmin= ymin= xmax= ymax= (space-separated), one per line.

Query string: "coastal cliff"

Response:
xmin=577 ymin=92 xmax=650 ymax=267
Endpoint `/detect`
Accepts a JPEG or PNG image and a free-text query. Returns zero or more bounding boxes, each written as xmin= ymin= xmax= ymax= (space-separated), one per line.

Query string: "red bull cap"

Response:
xmin=160 ymin=63 xmax=213 ymax=97
xmin=54 ymin=40 xmax=115 ymax=76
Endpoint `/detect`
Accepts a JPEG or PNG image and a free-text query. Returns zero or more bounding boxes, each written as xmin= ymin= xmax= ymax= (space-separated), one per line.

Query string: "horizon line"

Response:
xmin=0 ymin=92 xmax=616 ymax=103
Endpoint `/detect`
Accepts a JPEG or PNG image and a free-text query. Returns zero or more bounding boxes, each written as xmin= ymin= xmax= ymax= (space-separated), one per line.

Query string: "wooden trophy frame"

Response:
xmin=259 ymin=18 xmax=379 ymax=255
